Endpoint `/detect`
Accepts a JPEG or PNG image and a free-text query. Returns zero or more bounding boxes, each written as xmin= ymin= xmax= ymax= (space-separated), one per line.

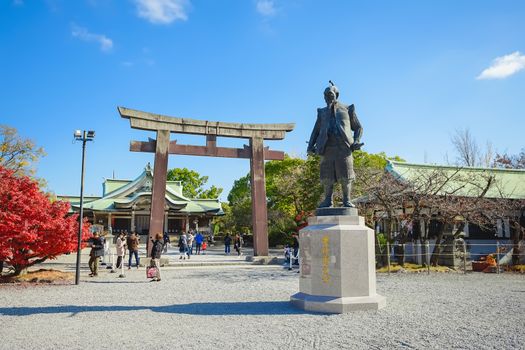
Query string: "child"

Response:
xmin=202 ymin=241 xmax=207 ymax=255
xmin=284 ymin=244 xmax=291 ymax=264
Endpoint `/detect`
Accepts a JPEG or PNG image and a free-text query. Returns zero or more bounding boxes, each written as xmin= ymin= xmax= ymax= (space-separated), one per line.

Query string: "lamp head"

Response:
xmin=74 ymin=130 xmax=82 ymax=139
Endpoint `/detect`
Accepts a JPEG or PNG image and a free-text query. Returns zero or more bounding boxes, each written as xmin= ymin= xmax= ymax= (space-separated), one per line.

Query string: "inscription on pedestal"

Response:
xmin=321 ymin=235 xmax=330 ymax=284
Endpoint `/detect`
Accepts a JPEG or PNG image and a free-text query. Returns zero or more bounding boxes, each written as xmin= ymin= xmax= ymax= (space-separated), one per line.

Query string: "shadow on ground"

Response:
xmin=0 ymin=301 xmax=313 ymax=316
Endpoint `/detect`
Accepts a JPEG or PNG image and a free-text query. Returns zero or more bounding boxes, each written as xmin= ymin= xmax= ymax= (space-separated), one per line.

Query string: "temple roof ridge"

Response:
xmin=386 ymin=160 xmax=525 ymax=199
xmin=61 ymin=164 xmax=222 ymax=214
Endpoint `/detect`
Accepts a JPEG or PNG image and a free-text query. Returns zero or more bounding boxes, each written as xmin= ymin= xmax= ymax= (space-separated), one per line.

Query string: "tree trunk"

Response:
xmin=452 ymin=223 xmax=465 ymax=238
xmin=375 ymin=233 xmax=384 ymax=268
xmin=9 ymin=257 xmax=48 ymax=277
xmin=430 ymin=222 xmax=445 ymax=266
xmin=420 ymin=219 xmax=429 ymax=267
xmin=396 ymin=222 xmax=406 ymax=267
xmin=420 ymin=237 xmax=426 ymax=267
xmin=396 ymin=243 xmax=405 ymax=267
xmin=511 ymin=221 xmax=521 ymax=266
xmin=386 ymin=217 xmax=393 ymax=242
xmin=12 ymin=266 xmax=28 ymax=277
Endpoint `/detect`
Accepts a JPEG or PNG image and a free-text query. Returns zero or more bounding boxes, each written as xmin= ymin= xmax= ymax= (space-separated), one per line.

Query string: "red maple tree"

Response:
xmin=0 ymin=166 xmax=91 ymax=276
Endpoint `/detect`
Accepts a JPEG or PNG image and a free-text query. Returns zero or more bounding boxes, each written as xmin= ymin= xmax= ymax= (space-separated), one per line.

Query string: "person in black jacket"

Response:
xmin=162 ymin=231 xmax=170 ymax=253
xmin=150 ymin=233 xmax=163 ymax=282
xmin=88 ymin=232 xmax=104 ymax=277
xmin=224 ymin=233 xmax=232 ymax=255
xmin=292 ymin=233 xmax=300 ymax=266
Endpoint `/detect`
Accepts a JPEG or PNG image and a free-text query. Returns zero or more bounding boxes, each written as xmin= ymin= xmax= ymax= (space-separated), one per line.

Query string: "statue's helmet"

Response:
xmin=324 ymin=80 xmax=339 ymax=99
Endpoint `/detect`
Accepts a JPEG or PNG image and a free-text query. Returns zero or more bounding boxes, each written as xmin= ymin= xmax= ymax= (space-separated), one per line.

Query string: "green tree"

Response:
xmin=211 ymin=202 xmax=233 ymax=234
xmin=268 ymin=155 xmax=324 ymax=215
xmin=167 ymin=167 xmax=223 ymax=199
xmin=226 ymin=175 xmax=252 ymax=233
xmin=223 ymin=151 xmax=404 ymax=246
xmin=227 ymin=175 xmax=251 ymax=204
xmin=202 ymin=185 xmax=222 ymax=199
xmin=224 ymin=155 xmax=319 ymax=244
xmin=353 ymin=150 xmax=404 ymax=198
xmin=0 ymin=125 xmax=45 ymax=177
xmin=265 ymin=156 xmax=306 ymax=214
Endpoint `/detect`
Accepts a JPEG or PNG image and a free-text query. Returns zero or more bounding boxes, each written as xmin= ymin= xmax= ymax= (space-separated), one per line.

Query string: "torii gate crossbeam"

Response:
xmin=118 ymin=107 xmax=295 ymax=256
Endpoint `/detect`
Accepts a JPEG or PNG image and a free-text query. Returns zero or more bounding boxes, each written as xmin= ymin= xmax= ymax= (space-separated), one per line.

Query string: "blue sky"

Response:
xmin=1 ymin=0 xmax=524 ymax=200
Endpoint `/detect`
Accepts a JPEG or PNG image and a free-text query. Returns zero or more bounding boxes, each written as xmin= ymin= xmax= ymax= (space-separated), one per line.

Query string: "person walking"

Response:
xmin=224 ymin=233 xmax=232 ymax=255
xmin=100 ymin=233 xmax=108 ymax=266
xmin=284 ymin=244 xmax=291 ymax=264
xmin=179 ymin=232 xmax=188 ymax=260
xmin=115 ymin=231 xmax=127 ymax=269
xmin=127 ymin=232 xmax=140 ymax=269
xmin=234 ymin=234 xmax=243 ymax=256
xmin=187 ymin=231 xmax=194 ymax=257
xmin=149 ymin=233 xmax=163 ymax=282
xmin=88 ymin=232 xmax=104 ymax=277
xmin=162 ymin=231 xmax=170 ymax=254
xmin=292 ymin=233 xmax=300 ymax=266
xmin=195 ymin=231 xmax=204 ymax=255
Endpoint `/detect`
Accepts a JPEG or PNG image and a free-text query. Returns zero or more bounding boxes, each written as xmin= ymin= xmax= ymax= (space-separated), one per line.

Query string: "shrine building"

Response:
xmin=58 ymin=164 xmax=223 ymax=236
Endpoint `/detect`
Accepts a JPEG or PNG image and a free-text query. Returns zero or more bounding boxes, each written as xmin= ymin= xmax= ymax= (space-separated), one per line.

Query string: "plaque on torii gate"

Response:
xmin=118 ymin=106 xmax=294 ymax=256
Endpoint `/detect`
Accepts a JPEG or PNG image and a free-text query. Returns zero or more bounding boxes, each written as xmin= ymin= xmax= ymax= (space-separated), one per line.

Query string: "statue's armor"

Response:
xmin=308 ymin=102 xmax=361 ymax=184
xmin=307 ymin=81 xmax=363 ymax=208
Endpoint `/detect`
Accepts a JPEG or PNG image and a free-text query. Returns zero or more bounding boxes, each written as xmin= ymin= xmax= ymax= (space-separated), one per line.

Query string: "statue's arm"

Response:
xmin=349 ymin=104 xmax=363 ymax=143
xmin=307 ymin=110 xmax=321 ymax=154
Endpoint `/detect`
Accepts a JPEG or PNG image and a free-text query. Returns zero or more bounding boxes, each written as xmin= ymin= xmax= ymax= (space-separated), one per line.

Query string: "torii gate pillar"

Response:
xmin=249 ymin=137 xmax=268 ymax=255
xmin=149 ymin=129 xmax=170 ymax=244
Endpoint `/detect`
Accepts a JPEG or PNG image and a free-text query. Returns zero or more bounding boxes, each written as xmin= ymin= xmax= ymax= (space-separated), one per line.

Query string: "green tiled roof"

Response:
xmin=386 ymin=161 xmax=525 ymax=199
xmin=179 ymin=200 xmax=222 ymax=214
xmin=103 ymin=180 xmax=130 ymax=196
xmin=166 ymin=181 xmax=183 ymax=196
xmin=58 ymin=164 xmax=222 ymax=215
xmin=58 ymin=195 xmax=100 ymax=204
xmin=83 ymin=199 xmax=117 ymax=211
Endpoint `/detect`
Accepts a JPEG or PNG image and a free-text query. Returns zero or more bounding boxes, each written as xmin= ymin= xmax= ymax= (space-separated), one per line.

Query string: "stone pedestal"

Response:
xmin=290 ymin=210 xmax=386 ymax=313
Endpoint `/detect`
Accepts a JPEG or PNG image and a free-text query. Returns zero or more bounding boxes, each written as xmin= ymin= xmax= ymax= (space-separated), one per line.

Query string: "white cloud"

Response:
xmin=71 ymin=24 xmax=113 ymax=52
xmin=256 ymin=0 xmax=276 ymax=17
xmin=477 ymin=51 xmax=525 ymax=80
xmin=134 ymin=0 xmax=189 ymax=24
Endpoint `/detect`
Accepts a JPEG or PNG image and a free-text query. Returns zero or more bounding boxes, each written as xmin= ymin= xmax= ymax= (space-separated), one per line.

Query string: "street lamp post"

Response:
xmin=74 ymin=130 xmax=95 ymax=285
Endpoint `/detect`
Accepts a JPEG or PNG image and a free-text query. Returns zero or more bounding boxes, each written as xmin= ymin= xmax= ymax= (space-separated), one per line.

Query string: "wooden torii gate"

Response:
xmin=118 ymin=107 xmax=294 ymax=256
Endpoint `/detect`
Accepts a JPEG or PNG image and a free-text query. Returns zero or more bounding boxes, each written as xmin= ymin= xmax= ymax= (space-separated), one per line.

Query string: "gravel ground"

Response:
xmin=0 ymin=267 xmax=523 ymax=350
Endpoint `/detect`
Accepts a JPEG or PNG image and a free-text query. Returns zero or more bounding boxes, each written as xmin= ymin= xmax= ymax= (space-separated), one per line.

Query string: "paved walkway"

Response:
xmin=44 ymin=243 xmax=286 ymax=272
